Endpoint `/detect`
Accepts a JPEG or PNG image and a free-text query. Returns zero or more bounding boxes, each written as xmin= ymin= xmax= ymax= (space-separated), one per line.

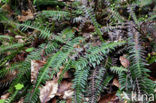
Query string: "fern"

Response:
xmin=89 ymin=67 xmax=106 ymax=103
xmin=128 ymin=5 xmax=139 ymax=26
xmin=16 ymin=21 xmax=53 ymax=39
xmin=73 ymin=68 xmax=89 ymax=103
xmin=109 ymin=7 xmax=125 ymax=23
xmin=25 ymin=37 xmax=83 ymax=103
xmin=41 ymin=10 xmax=70 ymax=20
xmin=0 ymin=43 xmax=25 ymax=54
xmin=72 ymin=40 xmax=125 ymax=102
xmin=0 ymin=0 xmax=155 ymax=102
xmin=82 ymin=6 xmax=104 ymax=42
xmin=110 ymin=66 xmax=128 ymax=74
xmin=127 ymin=25 xmax=154 ymax=94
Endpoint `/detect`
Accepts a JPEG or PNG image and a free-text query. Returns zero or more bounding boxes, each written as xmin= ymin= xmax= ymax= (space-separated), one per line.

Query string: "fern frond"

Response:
xmin=24 ymin=87 xmax=40 ymax=103
xmin=74 ymin=41 xmax=126 ymax=70
xmin=89 ymin=67 xmax=106 ymax=103
xmin=109 ymin=8 xmax=125 ymax=23
xmin=110 ymin=66 xmax=128 ymax=74
xmin=16 ymin=21 xmax=53 ymax=39
xmin=128 ymin=5 xmax=139 ymax=26
xmin=44 ymin=41 xmax=59 ymax=55
xmin=127 ymin=26 xmax=154 ymax=94
xmin=118 ymin=72 xmax=129 ymax=90
xmin=82 ymin=6 xmax=104 ymax=41
xmin=86 ymin=41 xmax=126 ymax=67
xmin=41 ymin=10 xmax=70 ymax=20
xmin=103 ymin=74 xmax=113 ymax=87
xmin=54 ymin=28 xmax=75 ymax=44
xmin=128 ymin=34 xmax=145 ymax=77
xmin=73 ymin=68 xmax=89 ymax=103
xmin=0 ymin=43 xmax=24 ymax=54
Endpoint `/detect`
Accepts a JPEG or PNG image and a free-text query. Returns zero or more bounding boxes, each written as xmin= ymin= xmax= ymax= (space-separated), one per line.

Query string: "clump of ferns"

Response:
xmin=39 ymin=2 xmax=85 ymax=23
xmin=112 ymin=25 xmax=155 ymax=102
xmin=38 ymin=2 xmax=108 ymax=43
xmin=72 ymin=40 xmax=126 ymax=103
xmin=129 ymin=29 xmax=154 ymax=93
xmin=22 ymin=34 xmax=83 ymax=102
xmin=0 ymin=21 xmax=79 ymax=101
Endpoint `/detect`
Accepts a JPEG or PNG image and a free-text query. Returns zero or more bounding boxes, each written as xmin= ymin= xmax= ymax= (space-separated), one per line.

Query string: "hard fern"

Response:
xmin=82 ymin=6 xmax=104 ymax=42
xmin=128 ymin=26 xmax=154 ymax=94
xmin=7 ymin=44 xmax=46 ymax=94
xmin=25 ymin=37 xmax=83 ymax=103
xmin=73 ymin=41 xmax=125 ymax=70
xmin=17 ymin=22 xmax=52 ymax=39
xmin=110 ymin=66 xmax=128 ymax=74
xmin=41 ymin=10 xmax=70 ymax=20
xmin=72 ymin=40 xmax=125 ymax=103
xmin=73 ymin=68 xmax=89 ymax=103
xmin=0 ymin=43 xmax=25 ymax=54
xmin=89 ymin=66 xmax=106 ymax=103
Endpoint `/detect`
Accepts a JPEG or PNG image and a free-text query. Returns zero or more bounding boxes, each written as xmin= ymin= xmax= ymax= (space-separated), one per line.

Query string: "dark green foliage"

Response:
xmin=0 ymin=0 xmax=155 ymax=103
xmin=73 ymin=68 xmax=89 ymax=103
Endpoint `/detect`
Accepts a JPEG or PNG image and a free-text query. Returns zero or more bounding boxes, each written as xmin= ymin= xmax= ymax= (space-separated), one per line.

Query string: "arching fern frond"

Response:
xmin=16 ymin=21 xmax=53 ymax=39
xmin=41 ymin=10 xmax=70 ymax=20
xmin=74 ymin=41 xmax=126 ymax=70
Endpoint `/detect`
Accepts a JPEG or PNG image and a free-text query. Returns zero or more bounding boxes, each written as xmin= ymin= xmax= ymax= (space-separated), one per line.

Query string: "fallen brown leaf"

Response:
xmin=99 ymin=92 xmax=119 ymax=103
xmin=0 ymin=93 xmax=10 ymax=99
xmin=31 ymin=60 xmax=46 ymax=84
xmin=51 ymin=97 xmax=57 ymax=103
xmin=63 ymin=90 xmax=74 ymax=99
xmin=39 ymin=80 xmax=58 ymax=103
xmin=119 ymin=56 xmax=129 ymax=68
xmin=57 ymin=80 xmax=72 ymax=97
xmin=113 ymin=78 xmax=120 ymax=88
xmin=17 ymin=9 xmax=34 ymax=22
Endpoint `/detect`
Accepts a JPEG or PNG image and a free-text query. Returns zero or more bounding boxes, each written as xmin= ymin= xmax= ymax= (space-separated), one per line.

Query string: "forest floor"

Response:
xmin=0 ymin=0 xmax=156 ymax=103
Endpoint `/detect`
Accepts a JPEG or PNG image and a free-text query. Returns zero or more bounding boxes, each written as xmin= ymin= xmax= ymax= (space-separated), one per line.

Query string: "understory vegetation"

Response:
xmin=0 ymin=0 xmax=156 ymax=103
